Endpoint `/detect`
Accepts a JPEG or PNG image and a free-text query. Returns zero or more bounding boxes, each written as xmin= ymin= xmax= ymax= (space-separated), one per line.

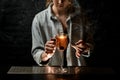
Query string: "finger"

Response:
xmin=77 ymin=47 xmax=83 ymax=52
xmin=45 ymin=47 xmax=54 ymax=53
xmin=45 ymin=46 xmax=54 ymax=51
xmin=76 ymin=43 xmax=86 ymax=50
xmin=51 ymin=38 xmax=56 ymax=42
xmin=48 ymin=44 xmax=55 ymax=48
xmin=76 ymin=52 xmax=81 ymax=58
xmin=51 ymin=38 xmax=56 ymax=44
xmin=75 ymin=39 xmax=83 ymax=45
xmin=46 ymin=40 xmax=55 ymax=45
xmin=45 ymin=43 xmax=55 ymax=48
xmin=46 ymin=47 xmax=56 ymax=55
xmin=75 ymin=48 xmax=81 ymax=57
xmin=50 ymin=40 xmax=55 ymax=44
xmin=46 ymin=50 xmax=53 ymax=53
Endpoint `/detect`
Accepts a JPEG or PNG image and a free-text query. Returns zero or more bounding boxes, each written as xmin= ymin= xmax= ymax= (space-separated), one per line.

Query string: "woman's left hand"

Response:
xmin=72 ymin=39 xmax=89 ymax=58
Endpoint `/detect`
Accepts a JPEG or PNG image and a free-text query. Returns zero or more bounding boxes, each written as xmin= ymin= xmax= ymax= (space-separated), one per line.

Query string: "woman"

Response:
xmin=31 ymin=0 xmax=94 ymax=66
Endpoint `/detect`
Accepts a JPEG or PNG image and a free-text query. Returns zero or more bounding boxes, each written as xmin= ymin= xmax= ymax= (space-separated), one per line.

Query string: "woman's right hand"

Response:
xmin=41 ymin=39 xmax=56 ymax=61
xmin=45 ymin=38 xmax=56 ymax=54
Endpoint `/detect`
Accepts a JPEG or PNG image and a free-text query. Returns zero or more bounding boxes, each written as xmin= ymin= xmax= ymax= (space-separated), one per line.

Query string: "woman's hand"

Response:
xmin=72 ymin=39 xmax=90 ymax=58
xmin=45 ymin=38 xmax=56 ymax=54
xmin=41 ymin=38 xmax=56 ymax=61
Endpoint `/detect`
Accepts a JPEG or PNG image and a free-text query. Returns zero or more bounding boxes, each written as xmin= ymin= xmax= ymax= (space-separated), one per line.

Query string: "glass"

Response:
xmin=56 ymin=32 xmax=68 ymax=73
xmin=56 ymin=32 xmax=68 ymax=51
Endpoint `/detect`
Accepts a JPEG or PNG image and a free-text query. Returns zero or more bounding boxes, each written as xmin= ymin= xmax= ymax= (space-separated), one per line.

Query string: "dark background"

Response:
xmin=0 ymin=0 xmax=119 ymax=73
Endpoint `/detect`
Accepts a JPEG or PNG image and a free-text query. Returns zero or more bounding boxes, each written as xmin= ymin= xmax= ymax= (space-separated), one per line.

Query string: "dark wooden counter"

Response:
xmin=2 ymin=66 xmax=118 ymax=80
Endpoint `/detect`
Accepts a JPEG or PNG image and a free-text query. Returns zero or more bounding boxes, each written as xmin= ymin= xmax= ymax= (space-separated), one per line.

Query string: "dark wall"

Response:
xmin=0 ymin=0 xmax=118 ymax=67
xmin=0 ymin=0 xmax=45 ymax=66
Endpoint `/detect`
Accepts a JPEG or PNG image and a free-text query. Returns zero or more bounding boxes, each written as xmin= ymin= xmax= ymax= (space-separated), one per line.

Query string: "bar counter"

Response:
xmin=1 ymin=66 xmax=118 ymax=80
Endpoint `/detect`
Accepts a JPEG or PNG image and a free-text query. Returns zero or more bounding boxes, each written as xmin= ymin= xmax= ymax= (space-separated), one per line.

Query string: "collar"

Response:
xmin=47 ymin=3 xmax=57 ymax=20
xmin=47 ymin=3 xmax=81 ymax=21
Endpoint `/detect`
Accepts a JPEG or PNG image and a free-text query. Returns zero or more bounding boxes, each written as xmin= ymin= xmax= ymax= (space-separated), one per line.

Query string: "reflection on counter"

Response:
xmin=7 ymin=66 xmax=116 ymax=80
xmin=8 ymin=66 xmax=81 ymax=74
